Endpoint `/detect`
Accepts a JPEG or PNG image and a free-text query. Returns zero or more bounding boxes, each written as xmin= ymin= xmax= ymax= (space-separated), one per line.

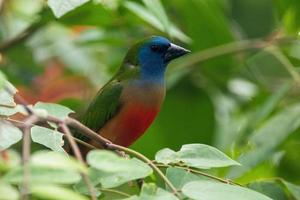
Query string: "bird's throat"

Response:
xmin=140 ymin=62 xmax=167 ymax=84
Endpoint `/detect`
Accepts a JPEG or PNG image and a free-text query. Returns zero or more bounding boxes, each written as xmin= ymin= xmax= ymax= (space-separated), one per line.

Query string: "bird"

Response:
xmin=78 ymin=36 xmax=190 ymax=150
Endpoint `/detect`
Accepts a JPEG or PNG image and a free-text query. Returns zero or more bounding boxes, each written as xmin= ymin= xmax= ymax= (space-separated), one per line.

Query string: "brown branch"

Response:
xmin=99 ymin=188 xmax=131 ymax=197
xmin=60 ymin=123 xmax=97 ymax=200
xmin=65 ymin=118 xmax=112 ymax=145
xmin=21 ymin=115 xmax=38 ymax=200
xmin=0 ymin=23 xmax=41 ymax=53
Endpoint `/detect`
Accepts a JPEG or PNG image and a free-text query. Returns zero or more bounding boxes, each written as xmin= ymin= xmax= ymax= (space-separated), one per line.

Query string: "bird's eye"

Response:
xmin=150 ymin=45 xmax=160 ymax=52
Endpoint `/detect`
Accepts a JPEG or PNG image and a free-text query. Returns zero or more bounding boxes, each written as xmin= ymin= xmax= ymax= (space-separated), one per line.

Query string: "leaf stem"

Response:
xmin=266 ymin=46 xmax=300 ymax=86
xmin=21 ymin=115 xmax=38 ymax=200
xmin=60 ymin=123 xmax=97 ymax=200
xmin=155 ymin=163 xmax=242 ymax=186
xmin=99 ymin=188 xmax=131 ymax=197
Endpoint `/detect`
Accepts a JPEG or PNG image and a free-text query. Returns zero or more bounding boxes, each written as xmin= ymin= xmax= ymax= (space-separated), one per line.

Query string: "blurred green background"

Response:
xmin=1 ymin=0 xmax=300 ymax=186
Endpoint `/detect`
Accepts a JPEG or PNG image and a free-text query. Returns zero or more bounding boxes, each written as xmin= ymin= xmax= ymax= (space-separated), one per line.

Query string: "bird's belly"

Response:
xmin=99 ymin=102 xmax=160 ymax=147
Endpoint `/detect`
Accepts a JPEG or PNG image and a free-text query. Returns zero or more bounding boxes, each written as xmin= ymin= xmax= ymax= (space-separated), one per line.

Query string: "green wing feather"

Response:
xmin=75 ymin=80 xmax=123 ymax=141
xmin=81 ymin=81 xmax=123 ymax=130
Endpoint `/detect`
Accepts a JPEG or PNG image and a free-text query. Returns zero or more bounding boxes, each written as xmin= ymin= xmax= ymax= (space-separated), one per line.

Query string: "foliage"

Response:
xmin=1 ymin=0 xmax=300 ymax=199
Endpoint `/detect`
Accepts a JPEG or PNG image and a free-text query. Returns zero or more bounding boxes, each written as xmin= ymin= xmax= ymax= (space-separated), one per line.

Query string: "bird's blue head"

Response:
xmin=124 ymin=36 xmax=190 ymax=84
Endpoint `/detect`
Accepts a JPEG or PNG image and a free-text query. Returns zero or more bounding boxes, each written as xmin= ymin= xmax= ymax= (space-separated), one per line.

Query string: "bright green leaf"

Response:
xmin=123 ymin=183 xmax=178 ymax=200
xmin=124 ymin=1 xmax=190 ymax=43
xmin=47 ymin=0 xmax=90 ymax=18
xmin=30 ymin=126 xmax=65 ymax=153
xmin=155 ymin=144 xmax=240 ymax=169
xmin=283 ymin=181 xmax=300 ymax=200
xmin=142 ymin=0 xmax=170 ymax=34
xmin=34 ymin=102 xmax=74 ymax=120
xmin=3 ymin=166 xmax=81 ymax=185
xmin=0 ymin=82 xmax=17 ymax=107
xmin=0 ymin=122 xmax=22 ymax=151
xmin=31 ymin=184 xmax=88 ymax=200
xmin=182 ymin=181 xmax=273 ymax=200
xmin=155 ymin=148 xmax=178 ymax=165
xmin=73 ymin=169 xmax=102 ymax=197
xmin=166 ymin=167 xmax=208 ymax=190
xmin=86 ymin=150 xmax=152 ymax=188
xmin=31 ymin=151 xmax=87 ymax=173
xmin=0 ymin=70 xmax=6 ymax=90
xmin=139 ymin=183 xmax=178 ymax=200
xmin=0 ymin=105 xmax=27 ymax=116
xmin=0 ymin=182 xmax=19 ymax=200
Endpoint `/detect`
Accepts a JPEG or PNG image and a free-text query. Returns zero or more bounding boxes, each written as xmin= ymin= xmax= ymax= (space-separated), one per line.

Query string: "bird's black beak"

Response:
xmin=164 ymin=43 xmax=190 ymax=63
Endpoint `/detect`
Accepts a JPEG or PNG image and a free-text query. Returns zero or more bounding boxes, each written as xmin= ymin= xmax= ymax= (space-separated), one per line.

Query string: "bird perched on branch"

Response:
xmin=78 ymin=36 xmax=190 ymax=150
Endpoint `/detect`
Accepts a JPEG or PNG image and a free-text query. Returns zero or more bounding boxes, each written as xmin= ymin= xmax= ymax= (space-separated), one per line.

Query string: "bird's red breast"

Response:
xmin=98 ymin=83 xmax=165 ymax=147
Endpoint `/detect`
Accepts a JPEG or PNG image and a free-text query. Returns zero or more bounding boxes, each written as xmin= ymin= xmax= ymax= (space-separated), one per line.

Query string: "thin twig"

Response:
xmin=21 ymin=115 xmax=38 ymax=200
xmin=65 ymin=118 xmax=126 ymax=157
xmin=99 ymin=188 xmax=131 ymax=198
xmin=69 ymin=135 xmax=97 ymax=150
xmin=156 ymin=163 xmax=242 ymax=186
xmin=170 ymin=37 xmax=294 ymax=73
xmin=65 ymin=118 xmax=112 ymax=145
xmin=0 ymin=104 xmax=16 ymax=108
xmin=60 ymin=123 xmax=97 ymax=200
xmin=266 ymin=46 xmax=300 ymax=86
xmin=171 ymin=39 xmax=266 ymax=70
xmin=0 ymin=0 xmax=5 ymax=13
xmin=0 ymin=23 xmax=41 ymax=53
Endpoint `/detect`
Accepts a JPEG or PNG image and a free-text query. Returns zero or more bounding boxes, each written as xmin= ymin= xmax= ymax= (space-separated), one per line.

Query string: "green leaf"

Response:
xmin=31 ymin=184 xmax=88 ymax=200
xmin=227 ymin=103 xmax=300 ymax=179
xmin=283 ymin=181 xmax=300 ymax=200
xmin=166 ymin=167 xmax=208 ymax=190
xmin=124 ymin=1 xmax=190 ymax=43
xmin=0 ymin=182 xmax=19 ymax=200
xmin=0 ymin=122 xmax=22 ymax=151
xmin=142 ymin=0 xmax=171 ymax=34
xmin=0 ymin=70 xmax=6 ymax=90
xmin=31 ymin=151 xmax=87 ymax=173
xmin=275 ymin=0 xmax=300 ymax=34
xmin=47 ymin=0 xmax=90 ymax=18
xmin=30 ymin=126 xmax=65 ymax=153
xmin=86 ymin=150 xmax=152 ymax=188
xmin=155 ymin=148 xmax=177 ymax=165
xmin=33 ymin=102 xmax=74 ymax=120
xmin=182 ymin=181 xmax=273 ymax=200
xmin=123 ymin=183 xmax=178 ymax=200
xmin=140 ymin=183 xmax=178 ymax=200
xmin=0 ymin=82 xmax=17 ymax=107
xmin=73 ymin=169 xmax=102 ymax=196
xmin=248 ymin=181 xmax=288 ymax=200
xmin=155 ymin=144 xmax=240 ymax=169
xmin=3 ymin=166 xmax=81 ymax=185
xmin=0 ymin=105 xmax=27 ymax=116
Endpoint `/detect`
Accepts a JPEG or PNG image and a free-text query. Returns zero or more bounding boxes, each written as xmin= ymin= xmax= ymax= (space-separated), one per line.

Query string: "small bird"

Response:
xmin=79 ymin=36 xmax=190 ymax=149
